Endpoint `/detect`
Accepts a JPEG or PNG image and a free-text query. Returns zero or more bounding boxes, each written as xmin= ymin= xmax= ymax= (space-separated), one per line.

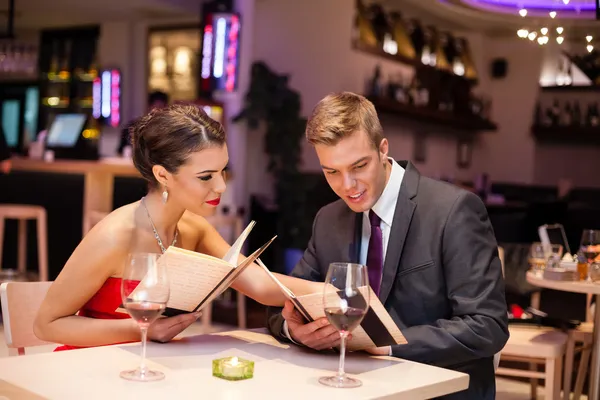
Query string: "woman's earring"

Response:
xmin=162 ymin=188 xmax=169 ymax=204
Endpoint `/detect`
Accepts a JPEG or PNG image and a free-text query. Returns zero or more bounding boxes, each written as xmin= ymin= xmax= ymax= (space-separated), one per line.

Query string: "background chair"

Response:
xmin=0 ymin=205 xmax=48 ymax=282
xmin=0 ymin=281 xmax=53 ymax=356
xmin=495 ymin=245 xmax=568 ymax=400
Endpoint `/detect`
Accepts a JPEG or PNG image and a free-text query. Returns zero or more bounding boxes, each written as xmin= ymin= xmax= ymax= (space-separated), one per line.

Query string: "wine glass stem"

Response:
xmin=337 ymin=331 xmax=349 ymax=381
xmin=140 ymin=326 xmax=149 ymax=375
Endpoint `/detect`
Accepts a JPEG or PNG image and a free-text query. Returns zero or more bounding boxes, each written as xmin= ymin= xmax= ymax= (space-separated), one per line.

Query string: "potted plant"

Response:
xmin=234 ymin=61 xmax=310 ymax=273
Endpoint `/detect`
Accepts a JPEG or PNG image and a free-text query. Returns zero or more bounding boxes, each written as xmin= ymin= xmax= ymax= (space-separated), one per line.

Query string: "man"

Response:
xmin=0 ymin=125 xmax=11 ymax=174
xmin=267 ymin=92 xmax=508 ymax=399
xmin=117 ymin=90 xmax=169 ymax=155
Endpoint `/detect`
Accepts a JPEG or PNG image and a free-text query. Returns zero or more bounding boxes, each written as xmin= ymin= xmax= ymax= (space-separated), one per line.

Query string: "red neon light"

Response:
xmin=110 ymin=70 xmax=120 ymax=127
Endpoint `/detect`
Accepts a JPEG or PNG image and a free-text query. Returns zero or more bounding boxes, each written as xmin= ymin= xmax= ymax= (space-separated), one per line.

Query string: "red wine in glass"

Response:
xmin=325 ymin=307 xmax=367 ymax=333
xmin=319 ymin=262 xmax=370 ymax=389
xmin=125 ymin=302 xmax=166 ymax=326
xmin=120 ymin=253 xmax=170 ymax=382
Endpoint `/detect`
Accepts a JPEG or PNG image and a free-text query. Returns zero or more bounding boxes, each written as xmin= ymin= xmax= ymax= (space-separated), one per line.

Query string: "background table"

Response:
xmin=0 ymin=330 xmax=469 ymax=399
xmin=526 ymin=271 xmax=600 ymax=399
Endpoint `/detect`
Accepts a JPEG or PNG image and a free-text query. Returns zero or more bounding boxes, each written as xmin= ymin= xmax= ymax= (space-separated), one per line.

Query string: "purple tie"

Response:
xmin=367 ymin=210 xmax=384 ymax=296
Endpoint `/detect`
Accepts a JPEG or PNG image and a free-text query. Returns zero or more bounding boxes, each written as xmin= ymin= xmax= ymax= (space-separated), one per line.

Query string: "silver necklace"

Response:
xmin=141 ymin=196 xmax=178 ymax=254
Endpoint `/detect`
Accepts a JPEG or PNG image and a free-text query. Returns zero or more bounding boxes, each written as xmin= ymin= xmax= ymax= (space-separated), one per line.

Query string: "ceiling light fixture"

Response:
xmin=541 ymin=27 xmax=548 ymax=35
xmin=563 ymin=0 xmax=569 ymax=4
xmin=517 ymin=29 xmax=528 ymax=38
xmin=586 ymin=35 xmax=593 ymax=43
xmin=549 ymin=11 xmax=557 ymax=18
xmin=556 ymin=36 xmax=564 ymax=44
xmin=519 ymin=8 xmax=527 ymax=17
xmin=587 ymin=44 xmax=594 ymax=53
xmin=556 ymin=27 xmax=564 ymax=35
xmin=528 ymin=31 xmax=537 ymax=41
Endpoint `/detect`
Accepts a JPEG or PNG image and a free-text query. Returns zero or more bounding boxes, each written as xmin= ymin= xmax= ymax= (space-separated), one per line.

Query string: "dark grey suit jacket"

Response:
xmin=268 ymin=161 xmax=509 ymax=399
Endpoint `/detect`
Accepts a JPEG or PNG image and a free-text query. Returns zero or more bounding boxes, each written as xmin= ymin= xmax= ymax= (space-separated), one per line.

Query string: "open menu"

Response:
xmin=256 ymin=260 xmax=407 ymax=351
xmin=121 ymin=221 xmax=276 ymax=317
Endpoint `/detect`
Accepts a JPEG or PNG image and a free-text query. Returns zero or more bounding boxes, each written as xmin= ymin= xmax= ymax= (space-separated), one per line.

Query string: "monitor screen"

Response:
xmin=47 ymin=114 xmax=87 ymax=147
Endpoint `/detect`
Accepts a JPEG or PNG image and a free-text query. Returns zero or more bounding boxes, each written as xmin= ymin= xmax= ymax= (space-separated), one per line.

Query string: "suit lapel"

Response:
xmin=379 ymin=161 xmax=419 ymax=304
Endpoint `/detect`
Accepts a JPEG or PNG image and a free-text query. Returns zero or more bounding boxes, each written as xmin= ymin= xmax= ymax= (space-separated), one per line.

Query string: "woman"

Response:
xmin=34 ymin=104 xmax=322 ymax=348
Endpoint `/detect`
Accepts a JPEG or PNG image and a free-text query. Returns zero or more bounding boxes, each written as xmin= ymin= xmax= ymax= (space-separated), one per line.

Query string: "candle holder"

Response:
xmin=212 ymin=356 xmax=254 ymax=381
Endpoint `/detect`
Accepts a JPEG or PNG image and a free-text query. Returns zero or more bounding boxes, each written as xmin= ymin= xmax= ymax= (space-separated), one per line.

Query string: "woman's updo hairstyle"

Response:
xmin=130 ymin=104 xmax=226 ymax=188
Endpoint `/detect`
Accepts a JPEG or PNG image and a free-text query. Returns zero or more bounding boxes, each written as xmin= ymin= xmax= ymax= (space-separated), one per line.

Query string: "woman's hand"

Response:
xmin=147 ymin=311 xmax=202 ymax=343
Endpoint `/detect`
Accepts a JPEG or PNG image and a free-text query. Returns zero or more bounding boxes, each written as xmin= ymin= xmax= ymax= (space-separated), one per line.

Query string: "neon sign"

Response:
xmin=200 ymin=12 xmax=241 ymax=94
xmin=92 ymin=68 xmax=121 ymax=127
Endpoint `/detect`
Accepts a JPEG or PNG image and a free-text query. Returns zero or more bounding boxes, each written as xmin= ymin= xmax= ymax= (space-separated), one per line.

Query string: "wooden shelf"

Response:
xmin=532 ymin=125 xmax=600 ymax=145
xmin=352 ymin=39 xmax=477 ymax=85
xmin=369 ymin=96 xmax=497 ymax=133
xmin=540 ymin=85 xmax=600 ymax=93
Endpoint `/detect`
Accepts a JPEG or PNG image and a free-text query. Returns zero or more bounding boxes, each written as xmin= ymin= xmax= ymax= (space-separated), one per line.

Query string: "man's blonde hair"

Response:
xmin=305 ymin=92 xmax=383 ymax=149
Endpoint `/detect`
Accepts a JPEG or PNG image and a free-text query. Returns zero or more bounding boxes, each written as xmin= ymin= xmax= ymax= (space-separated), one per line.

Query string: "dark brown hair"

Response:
xmin=306 ymin=92 xmax=383 ymax=149
xmin=131 ymin=104 xmax=226 ymax=188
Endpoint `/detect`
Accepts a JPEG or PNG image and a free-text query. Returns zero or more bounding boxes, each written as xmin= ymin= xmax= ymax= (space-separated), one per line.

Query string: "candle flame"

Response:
xmin=230 ymin=356 xmax=239 ymax=366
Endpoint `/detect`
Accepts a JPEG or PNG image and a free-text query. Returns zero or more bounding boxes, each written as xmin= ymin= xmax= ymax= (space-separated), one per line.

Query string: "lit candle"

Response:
xmin=212 ymin=356 xmax=254 ymax=381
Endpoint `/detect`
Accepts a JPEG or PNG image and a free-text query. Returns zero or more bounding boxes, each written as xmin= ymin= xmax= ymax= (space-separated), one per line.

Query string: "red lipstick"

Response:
xmin=206 ymin=198 xmax=221 ymax=206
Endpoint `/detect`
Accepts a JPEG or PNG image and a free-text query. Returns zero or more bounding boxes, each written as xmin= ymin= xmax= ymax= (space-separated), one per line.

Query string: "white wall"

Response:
xmin=249 ymin=0 xmax=488 ymax=200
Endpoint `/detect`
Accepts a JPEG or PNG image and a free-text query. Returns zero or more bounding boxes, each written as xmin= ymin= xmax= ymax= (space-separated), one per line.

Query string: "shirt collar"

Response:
xmin=366 ymin=158 xmax=405 ymax=227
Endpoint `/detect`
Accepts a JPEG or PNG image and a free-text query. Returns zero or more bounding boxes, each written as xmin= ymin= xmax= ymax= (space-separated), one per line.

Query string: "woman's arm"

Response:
xmin=195 ymin=217 xmax=323 ymax=307
xmin=33 ymin=222 xmax=141 ymax=346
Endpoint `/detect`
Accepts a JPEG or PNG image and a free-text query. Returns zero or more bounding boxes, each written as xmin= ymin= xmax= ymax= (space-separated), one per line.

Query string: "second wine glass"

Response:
xmin=580 ymin=230 xmax=600 ymax=282
xmin=120 ymin=252 xmax=170 ymax=382
xmin=319 ymin=262 xmax=370 ymax=389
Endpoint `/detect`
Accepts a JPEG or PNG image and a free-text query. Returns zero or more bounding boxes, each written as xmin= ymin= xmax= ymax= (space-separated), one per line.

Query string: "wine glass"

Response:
xmin=318 ymin=262 xmax=370 ymax=388
xmin=529 ymin=242 xmax=546 ymax=276
xmin=120 ymin=253 xmax=170 ymax=382
xmin=580 ymin=230 xmax=600 ymax=282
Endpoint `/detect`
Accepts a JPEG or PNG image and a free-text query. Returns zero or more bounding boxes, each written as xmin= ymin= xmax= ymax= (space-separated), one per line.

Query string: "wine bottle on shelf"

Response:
xmin=561 ymin=102 xmax=573 ymax=126
xmin=565 ymin=62 xmax=573 ymax=86
xmin=420 ymin=26 xmax=435 ymax=66
xmin=388 ymin=11 xmax=416 ymax=60
xmin=48 ymin=41 xmax=59 ymax=78
xmin=353 ymin=0 xmax=378 ymax=47
xmin=551 ymin=99 xmax=560 ymax=126
xmin=585 ymin=103 xmax=599 ymax=127
xmin=59 ymin=40 xmax=71 ymax=79
xmin=432 ymin=27 xmax=452 ymax=71
xmin=573 ymin=101 xmax=582 ymax=126
xmin=555 ymin=60 xmax=565 ymax=86
xmin=88 ymin=53 xmax=98 ymax=79
xmin=408 ymin=19 xmax=425 ymax=61
xmin=457 ymin=37 xmax=477 ymax=80
xmin=534 ymin=102 xmax=543 ymax=126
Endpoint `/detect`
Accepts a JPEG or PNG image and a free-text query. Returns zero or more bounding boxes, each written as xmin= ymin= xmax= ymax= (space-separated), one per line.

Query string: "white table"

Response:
xmin=0 ymin=330 xmax=469 ymax=399
xmin=526 ymin=271 xmax=600 ymax=399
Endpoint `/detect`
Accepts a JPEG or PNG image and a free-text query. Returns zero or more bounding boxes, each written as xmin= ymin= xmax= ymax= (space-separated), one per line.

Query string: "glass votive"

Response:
xmin=589 ymin=262 xmax=600 ymax=283
xmin=212 ymin=356 xmax=254 ymax=381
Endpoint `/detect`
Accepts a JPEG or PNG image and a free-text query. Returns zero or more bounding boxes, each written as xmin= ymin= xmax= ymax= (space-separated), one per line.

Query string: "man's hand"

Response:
xmin=282 ymin=300 xmax=341 ymax=351
xmin=364 ymin=346 xmax=391 ymax=356
xmin=0 ymin=159 xmax=11 ymax=174
xmin=147 ymin=311 xmax=201 ymax=343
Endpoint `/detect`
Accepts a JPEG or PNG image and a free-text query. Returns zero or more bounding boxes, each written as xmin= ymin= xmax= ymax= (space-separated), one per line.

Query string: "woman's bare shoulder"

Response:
xmin=83 ymin=202 xmax=140 ymax=251
xmin=178 ymin=210 xmax=211 ymax=240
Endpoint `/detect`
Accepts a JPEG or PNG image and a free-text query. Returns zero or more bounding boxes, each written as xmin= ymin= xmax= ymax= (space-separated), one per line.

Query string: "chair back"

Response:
xmin=1 ymin=281 xmax=53 ymax=355
xmin=494 ymin=245 xmax=506 ymax=372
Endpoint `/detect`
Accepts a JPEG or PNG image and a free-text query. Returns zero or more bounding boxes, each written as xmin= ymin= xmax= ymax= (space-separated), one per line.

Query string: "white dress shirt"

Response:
xmin=283 ymin=158 xmax=405 ymax=345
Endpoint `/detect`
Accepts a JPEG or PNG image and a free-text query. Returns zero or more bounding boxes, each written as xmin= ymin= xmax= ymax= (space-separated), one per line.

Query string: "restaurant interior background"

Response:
xmin=2 ymin=0 xmax=600 ymax=360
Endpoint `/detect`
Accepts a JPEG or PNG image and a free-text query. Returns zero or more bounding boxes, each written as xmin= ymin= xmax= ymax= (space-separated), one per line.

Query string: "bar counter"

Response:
xmin=12 ymin=157 xmax=141 ymax=235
